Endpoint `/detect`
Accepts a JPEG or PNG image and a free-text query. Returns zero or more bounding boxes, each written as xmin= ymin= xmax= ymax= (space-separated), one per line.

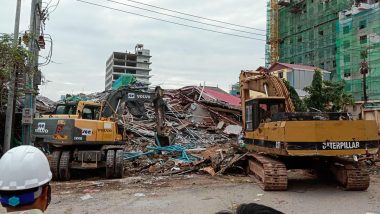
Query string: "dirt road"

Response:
xmin=42 ymin=173 xmax=380 ymax=214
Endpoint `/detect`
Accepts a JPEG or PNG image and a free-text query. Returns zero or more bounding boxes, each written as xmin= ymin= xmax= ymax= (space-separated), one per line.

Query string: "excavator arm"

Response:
xmin=101 ymin=86 xmax=170 ymax=146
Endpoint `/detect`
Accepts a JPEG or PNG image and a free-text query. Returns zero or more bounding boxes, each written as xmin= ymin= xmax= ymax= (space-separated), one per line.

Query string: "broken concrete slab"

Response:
xmin=223 ymin=125 xmax=242 ymax=135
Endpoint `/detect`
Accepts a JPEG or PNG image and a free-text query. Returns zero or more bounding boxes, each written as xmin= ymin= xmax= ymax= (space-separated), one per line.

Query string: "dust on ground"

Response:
xmin=45 ymin=171 xmax=380 ymax=214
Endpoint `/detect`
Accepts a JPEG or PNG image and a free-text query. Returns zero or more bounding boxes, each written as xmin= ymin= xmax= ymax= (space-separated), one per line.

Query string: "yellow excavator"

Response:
xmin=32 ymin=87 xmax=168 ymax=180
xmin=240 ymin=70 xmax=379 ymax=191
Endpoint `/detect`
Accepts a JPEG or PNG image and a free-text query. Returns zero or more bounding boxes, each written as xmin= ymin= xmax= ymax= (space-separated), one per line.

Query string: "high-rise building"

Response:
xmin=105 ymin=44 xmax=152 ymax=90
xmin=266 ymin=0 xmax=354 ymax=77
xmin=336 ymin=2 xmax=380 ymax=100
xmin=266 ymin=0 xmax=380 ymax=101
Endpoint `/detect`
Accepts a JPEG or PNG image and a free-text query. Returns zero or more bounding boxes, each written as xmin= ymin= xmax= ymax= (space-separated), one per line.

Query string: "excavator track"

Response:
xmin=329 ymin=158 xmax=370 ymax=191
xmin=248 ymin=153 xmax=288 ymax=191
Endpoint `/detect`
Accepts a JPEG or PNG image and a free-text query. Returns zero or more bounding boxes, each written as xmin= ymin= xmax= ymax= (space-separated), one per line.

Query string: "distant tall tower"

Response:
xmin=105 ymin=44 xmax=152 ymax=90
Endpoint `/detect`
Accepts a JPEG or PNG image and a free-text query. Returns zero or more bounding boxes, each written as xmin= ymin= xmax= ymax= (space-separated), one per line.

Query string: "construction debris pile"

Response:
xmin=35 ymin=95 xmax=56 ymax=113
xmin=120 ymin=86 xmax=245 ymax=176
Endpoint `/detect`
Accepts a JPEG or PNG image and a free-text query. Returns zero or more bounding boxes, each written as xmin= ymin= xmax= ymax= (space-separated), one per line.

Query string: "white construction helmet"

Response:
xmin=0 ymin=146 xmax=52 ymax=191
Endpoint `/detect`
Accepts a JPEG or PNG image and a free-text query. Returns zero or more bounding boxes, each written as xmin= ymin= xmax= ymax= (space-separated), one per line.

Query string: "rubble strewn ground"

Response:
xmin=32 ymin=172 xmax=380 ymax=214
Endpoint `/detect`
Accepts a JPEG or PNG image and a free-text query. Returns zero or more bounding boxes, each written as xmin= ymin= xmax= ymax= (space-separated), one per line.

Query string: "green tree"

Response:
xmin=304 ymin=69 xmax=326 ymax=111
xmin=323 ymin=80 xmax=354 ymax=112
xmin=283 ymin=79 xmax=306 ymax=112
xmin=0 ymin=34 xmax=28 ymax=110
xmin=304 ymin=69 xmax=354 ymax=112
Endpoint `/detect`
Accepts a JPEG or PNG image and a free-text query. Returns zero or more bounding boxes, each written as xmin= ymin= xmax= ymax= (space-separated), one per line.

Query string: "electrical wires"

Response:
xmin=38 ymin=34 xmax=53 ymax=67
xmin=76 ymin=0 xmax=266 ymax=41
xmin=102 ymin=0 xmax=265 ymax=37
xmin=121 ymin=0 xmax=266 ymax=31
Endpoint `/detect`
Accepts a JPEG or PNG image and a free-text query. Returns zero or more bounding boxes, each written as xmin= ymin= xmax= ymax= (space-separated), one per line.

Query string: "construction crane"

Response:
xmin=269 ymin=0 xmax=280 ymax=64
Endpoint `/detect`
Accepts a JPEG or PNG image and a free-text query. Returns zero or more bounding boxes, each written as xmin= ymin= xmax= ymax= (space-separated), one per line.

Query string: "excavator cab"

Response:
xmin=54 ymin=103 xmax=77 ymax=115
xmin=244 ymin=97 xmax=285 ymax=131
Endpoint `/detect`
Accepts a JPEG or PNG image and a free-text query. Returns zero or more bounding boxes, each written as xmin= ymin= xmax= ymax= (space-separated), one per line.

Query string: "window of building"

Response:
xmin=359 ymin=20 xmax=367 ymax=29
xmin=344 ymin=55 xmax=351 ymax=62
xmin=319 ymin=30 xmax=324 ymax=36
xmin=333 ymin=60 xmax=336 ymax=68
xmin=343 ymin=40 xmax=350 ymax=49
xmin=360 ymin=35 xmax=367 ymax=44
xmin=343 ymin=26 xmax=350 ymax=34
xmin=298 ymin=36 xmax=302 ymax=42
xmin=278 ymin=72 xmax=284 ymax=78
xmin=344 ymin=69 xmax=351 ymax=77
xmin=318 ymin=3 xmax=323 ymax=12
xmin=319 ymin=50 xmax=324 ymax=58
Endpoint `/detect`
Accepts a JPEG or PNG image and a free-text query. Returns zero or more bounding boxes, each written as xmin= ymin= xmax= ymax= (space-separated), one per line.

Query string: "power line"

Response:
xmin=76 ymin=0 xmax=266 ymax=41
xmin=118 ymin=0 xmax=266 ymax=32
xmin=46 ymin=0 xmax=60 ymax=15
xmin=102 ymin=0 xmax=265 ymax=36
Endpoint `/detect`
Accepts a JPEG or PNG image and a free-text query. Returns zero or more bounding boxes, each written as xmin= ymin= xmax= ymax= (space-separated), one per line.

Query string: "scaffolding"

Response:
xmin=266 ymin=0 xmax=354 ymax=77
xmin=336 ymin=4 xmax=380 ymax=101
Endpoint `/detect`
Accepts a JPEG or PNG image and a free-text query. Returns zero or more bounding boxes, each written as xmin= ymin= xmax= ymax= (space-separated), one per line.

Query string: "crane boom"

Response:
xmin=270 ymin=0 xmax=279 ymax=64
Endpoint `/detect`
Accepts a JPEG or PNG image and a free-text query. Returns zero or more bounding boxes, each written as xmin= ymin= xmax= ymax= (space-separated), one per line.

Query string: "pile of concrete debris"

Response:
xmin=43 ymin=85 xmax=245 ymax=176
xmin=121 ymin=86 xmax=245 ymax=176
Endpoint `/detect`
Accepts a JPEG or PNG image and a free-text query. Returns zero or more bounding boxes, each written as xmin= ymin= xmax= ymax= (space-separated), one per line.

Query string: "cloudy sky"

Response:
xmin=1 ymin=0 xmax=267 ymax=100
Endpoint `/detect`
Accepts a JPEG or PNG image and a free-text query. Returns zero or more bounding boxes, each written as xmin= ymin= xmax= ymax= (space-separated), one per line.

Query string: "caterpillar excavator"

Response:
xmin=240 ymin=70 xmax=379 ymax=191
xmin=32 ymin=86 xmax=168 ymax=181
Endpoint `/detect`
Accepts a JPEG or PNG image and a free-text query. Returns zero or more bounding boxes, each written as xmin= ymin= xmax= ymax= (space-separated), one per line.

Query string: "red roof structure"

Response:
xmin=180 ymin=86 xmax=241 ymax=107
xmin=202 ymin=87 xmax=241 ymax=107
xmin=268 ymin=62 xmax=325 ymax=72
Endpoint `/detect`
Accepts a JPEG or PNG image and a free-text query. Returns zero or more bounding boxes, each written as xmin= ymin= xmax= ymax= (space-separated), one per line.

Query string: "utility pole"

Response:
xmin=22 ymin=0 xmax=42 ymax=145
xmin=3 ymin=0 xmax=22 ymax=152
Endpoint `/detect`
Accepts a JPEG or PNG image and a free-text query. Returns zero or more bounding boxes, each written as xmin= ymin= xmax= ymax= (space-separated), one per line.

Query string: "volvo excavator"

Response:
xmin=240 ymin=70 xmax=379 ymax=191
xmin=32 ymin=87 xmax=168 ymax=180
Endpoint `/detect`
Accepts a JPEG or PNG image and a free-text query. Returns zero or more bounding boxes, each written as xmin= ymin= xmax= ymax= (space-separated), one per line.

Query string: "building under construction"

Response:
xmin=336 ymin=2 xmax=380 ymax=100
xmin=266 ymin=0 xmax=380 ymax=101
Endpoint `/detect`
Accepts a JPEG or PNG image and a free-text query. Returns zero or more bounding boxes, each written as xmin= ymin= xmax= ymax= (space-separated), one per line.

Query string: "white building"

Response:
xmin=105 ymin=44 xmax=152 ymax=90
xmin=268 ymin=62 xmax=330 ymax=98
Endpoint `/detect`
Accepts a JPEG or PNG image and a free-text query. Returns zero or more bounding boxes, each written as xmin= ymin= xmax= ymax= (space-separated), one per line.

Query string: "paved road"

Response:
xmin=42 ymin=174 xmax=380 ymax=214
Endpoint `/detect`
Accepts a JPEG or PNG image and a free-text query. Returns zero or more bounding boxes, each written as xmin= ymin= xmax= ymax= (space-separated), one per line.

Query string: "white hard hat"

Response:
xmin=0 ymin=146 xmax=52 ymax=191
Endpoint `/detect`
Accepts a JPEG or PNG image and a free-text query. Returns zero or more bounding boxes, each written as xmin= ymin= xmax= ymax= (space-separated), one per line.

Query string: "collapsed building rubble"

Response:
xmin=120 ymin=86 xmax=244 ymax=176
xmin=43 ymin=85 xmax=380 ymax=179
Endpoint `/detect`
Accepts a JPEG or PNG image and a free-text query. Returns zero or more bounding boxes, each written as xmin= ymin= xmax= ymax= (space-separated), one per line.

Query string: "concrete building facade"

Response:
xmin=105 ymin=44 xmax=152 ymax=90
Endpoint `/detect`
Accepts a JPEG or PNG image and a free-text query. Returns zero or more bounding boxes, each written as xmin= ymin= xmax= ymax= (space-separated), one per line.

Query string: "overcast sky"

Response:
xmin=1 ymin=0 xmax=267 ymax=100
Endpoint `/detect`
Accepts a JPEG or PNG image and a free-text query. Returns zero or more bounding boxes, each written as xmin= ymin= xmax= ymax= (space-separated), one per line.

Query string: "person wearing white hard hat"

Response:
xmin=0 ymin=146 xmax=52 ymax=213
